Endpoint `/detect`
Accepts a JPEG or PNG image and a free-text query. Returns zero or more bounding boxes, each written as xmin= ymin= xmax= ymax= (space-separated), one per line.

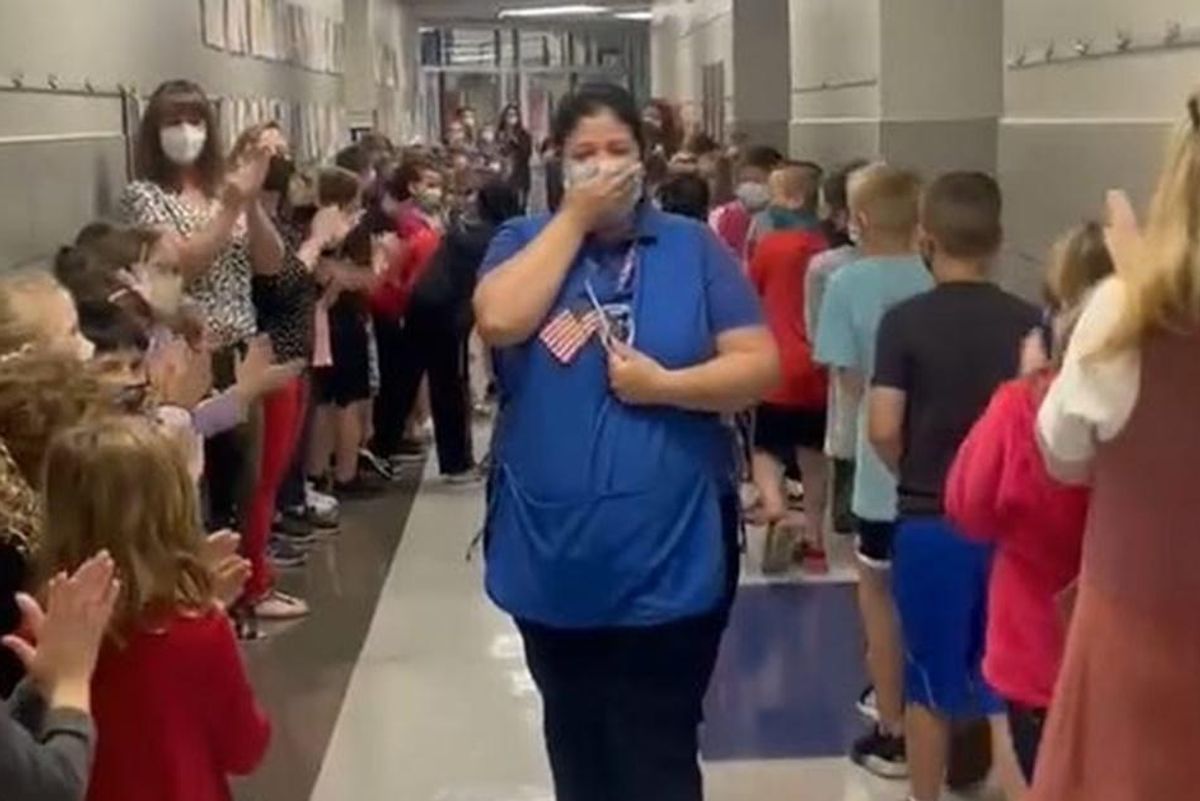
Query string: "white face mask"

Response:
xmin=735 ymin=181 xmax=771 ymax=212
xmin=160 ymin=123 xmax=207 ymax=167
xmin=563 ymin=158 xmax=644 ymax=222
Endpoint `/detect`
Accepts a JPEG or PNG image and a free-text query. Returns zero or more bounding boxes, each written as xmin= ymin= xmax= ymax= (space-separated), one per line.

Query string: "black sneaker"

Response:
xmin=857 ymin=686 xmax=880 ymax=722
xmin=358 ymin=448 xmax=395 ymax=481
xmin=267 ymin=536 xmax=309 ymax=570
xmin=273 ymin=512 xmax=321 ymax=546
xmin=334 ymin=473 xmax=386 ymax=500
xmin=389 ymin=439 xmax=427 ymax=470
xmin=850 ymin=726 xmax=908 ymax=779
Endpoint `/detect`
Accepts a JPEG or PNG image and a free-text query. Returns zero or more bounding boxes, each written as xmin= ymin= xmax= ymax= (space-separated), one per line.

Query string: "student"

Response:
xmin=1030 ymin=98 xmax=1200 ymax=801
xmin=0 ymin=271 xmax=95 ymax=361
xmin=1 ymin=551 xmax=120 ymax=801
xmin=747 ymin=163 xmax=830 ymax=574
xmin=38 ymin=416 xmax=270 ymax=801
xmin=391 ymin=180 xmax=522 ymax=483
xmin=814 ymin=164 xmax=932 ymax=777
xmin=945 ymin=222 xmax=1112 ymax=786
xmin=657 ymin=173 xmax=711 ymax=221
xmin=808 ymin=161 xmax=870 ymax=538
xmin=746 ymin=161 xmax=823 ymax=259
xmin=869 ymin=172 xmax=1040 ymax=801
xmin=708 ymin=146 xmax=783 ymax=260
xmin=370 ymin=158 xmax=446 ymax=470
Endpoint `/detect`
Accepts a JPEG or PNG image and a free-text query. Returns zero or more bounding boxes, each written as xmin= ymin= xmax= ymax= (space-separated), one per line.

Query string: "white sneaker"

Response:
xmin=443 ymin=469 xmax=483 ymax=486
xmin=254 ymin=590 xmax=311 ymax=620
xmin=305 ymin=482 xmax=339 ymax=516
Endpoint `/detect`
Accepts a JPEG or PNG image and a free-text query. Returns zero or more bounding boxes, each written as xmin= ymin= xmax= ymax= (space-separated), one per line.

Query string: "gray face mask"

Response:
xmin=734 ymin=181 xmax=771 ymax=212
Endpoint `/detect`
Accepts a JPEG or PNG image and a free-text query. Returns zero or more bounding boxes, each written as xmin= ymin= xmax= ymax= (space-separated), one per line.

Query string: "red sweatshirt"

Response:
xmin=945 ymin=376 xmax=1089 ymax=708
xmin=87 ymin=610 xmax=271 ymax=801
xmin=748 ymin=228 xmax=829 ymax=409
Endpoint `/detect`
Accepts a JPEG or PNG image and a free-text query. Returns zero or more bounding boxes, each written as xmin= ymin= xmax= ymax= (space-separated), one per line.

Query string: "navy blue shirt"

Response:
xmin=479 ymin=205 xmax=763 ymax=627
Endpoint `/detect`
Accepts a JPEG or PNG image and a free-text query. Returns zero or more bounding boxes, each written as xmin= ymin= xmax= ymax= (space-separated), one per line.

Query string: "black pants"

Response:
xmin=1007 ymin=701 xmax=1047 ymax=783
xmin=516 ymin=496 xmax=739 ymax=801
xmin=376 ymin=312 xmax=473 ymax=474
xmin=0 ymin=543 xmax=26 ymax=696
xmin=204 ymin=344 xmax=260 ymax=531
xmin=372 ymin=316 xmax=408 ymax=459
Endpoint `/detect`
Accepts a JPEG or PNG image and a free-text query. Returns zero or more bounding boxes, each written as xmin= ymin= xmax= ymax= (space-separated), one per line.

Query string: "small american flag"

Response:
xmin=540 ymin=306 xmax=601 ymax=364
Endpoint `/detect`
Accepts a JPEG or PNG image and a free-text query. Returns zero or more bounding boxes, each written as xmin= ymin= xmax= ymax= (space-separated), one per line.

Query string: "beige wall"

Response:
xmin=650 ymin=0 xmax=734 ymax=131
xmin=787 ymin=0 xmax=880 ymax=164
xmin=999 ymin=0 xmax=1199 ymax=297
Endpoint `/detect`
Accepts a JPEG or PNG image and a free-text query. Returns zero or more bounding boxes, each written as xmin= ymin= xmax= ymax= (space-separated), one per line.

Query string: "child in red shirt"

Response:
xmin=747 ymin=163 xmax=830 ymax=574
xmin=38 ymin=416 xmax=270 ymax=801
xmin=945 ymin=221 xmax=1112 ymax=785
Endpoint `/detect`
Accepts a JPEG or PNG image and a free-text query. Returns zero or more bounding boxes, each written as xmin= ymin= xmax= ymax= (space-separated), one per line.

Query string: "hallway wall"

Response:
xmin=787 ymin=0 xmax=880 ymax=165
xmin=650 ymin=0 xmax=734 ymax=131
xmin=999 ymin=0 xmax=1199 ymax=297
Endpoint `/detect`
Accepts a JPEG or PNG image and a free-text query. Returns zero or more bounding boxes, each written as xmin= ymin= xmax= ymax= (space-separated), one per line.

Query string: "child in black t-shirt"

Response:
xmin=868 ymin=172 xmax=1039 ymax=801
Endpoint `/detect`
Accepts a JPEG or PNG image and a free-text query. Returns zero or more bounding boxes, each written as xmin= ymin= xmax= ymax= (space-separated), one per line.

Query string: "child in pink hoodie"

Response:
xmin=945 ymin=222 xmax=1111 ymax=785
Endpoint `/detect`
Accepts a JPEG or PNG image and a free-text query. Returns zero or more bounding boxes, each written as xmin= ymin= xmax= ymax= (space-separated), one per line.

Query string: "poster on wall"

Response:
xmin=201 ymin=0 xmax=226 ymax=50
xmin=225 ymin=0 xmax=250 ymax=54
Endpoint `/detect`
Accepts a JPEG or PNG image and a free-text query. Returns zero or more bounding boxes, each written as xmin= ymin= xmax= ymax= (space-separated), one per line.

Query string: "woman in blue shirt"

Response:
xmin=475 ymin=84 xmax=780 ymax=801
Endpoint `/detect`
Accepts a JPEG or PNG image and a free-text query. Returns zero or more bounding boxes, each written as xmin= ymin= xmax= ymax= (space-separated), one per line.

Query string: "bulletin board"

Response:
xmin=200 ymin=0 xmax=345 ymax=75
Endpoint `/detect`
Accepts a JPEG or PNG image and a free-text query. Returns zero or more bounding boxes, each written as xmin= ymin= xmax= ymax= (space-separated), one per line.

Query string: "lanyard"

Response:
xmin=584 ymin=243 xmax=639 ymax=348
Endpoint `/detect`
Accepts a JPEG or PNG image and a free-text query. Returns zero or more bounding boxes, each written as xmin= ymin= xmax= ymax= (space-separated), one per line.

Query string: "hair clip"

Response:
xmin=1189 ymin=96 xmax=1200 ymax=132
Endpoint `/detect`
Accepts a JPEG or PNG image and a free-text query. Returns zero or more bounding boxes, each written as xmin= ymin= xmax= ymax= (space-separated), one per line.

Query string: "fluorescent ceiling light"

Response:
xmin=614 ymin=11 xmax=652 ymax=21
xmin=498 ymin=5 xmax=608 ymax=18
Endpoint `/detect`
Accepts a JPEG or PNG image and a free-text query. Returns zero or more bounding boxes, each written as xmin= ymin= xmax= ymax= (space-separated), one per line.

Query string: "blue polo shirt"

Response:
xmin=479 ymin=205 xmax=762 ymax=628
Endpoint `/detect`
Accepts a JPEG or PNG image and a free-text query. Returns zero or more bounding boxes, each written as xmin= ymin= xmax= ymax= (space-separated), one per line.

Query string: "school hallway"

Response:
xmin=235 ymin=447 xmax=1004 ymax=801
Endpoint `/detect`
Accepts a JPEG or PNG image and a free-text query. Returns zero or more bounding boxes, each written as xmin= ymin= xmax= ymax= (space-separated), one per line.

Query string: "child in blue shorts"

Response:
xmin=869 ymin=172 xmax=1040 ymax=801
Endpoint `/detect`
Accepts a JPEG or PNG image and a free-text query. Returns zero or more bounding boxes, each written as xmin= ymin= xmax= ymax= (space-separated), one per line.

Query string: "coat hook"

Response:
xmin=11 ymin=70 xmax=24 ymax=88
xmin=1072 ymin=38 xmax=1092 ymax=56
xmin=83 ymin=78 xmax=96 ymax=93
xmin=1165 ymin=20 xmax=1182 ymax=45
xmin=1043 ymin=40 xmax=1056 ymax=61
xmin=1007 ymin=47 xmax=1027 ymax=68
xmin=47 ymin=73 xmax=59 ymax=90
xmin=1115 ymin=29 xmax=1133 ymax=52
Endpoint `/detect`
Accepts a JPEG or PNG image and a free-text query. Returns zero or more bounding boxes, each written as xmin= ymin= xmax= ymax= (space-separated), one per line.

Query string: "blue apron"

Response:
xmin=485 ymin=215 xmax=734 ymax=628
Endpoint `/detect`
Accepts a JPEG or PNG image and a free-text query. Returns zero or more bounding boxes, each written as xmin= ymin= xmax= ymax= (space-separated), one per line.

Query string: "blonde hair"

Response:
xmin=1103 ymin=93 xmax=1200 ymax=353
xmin=0 ymin=270 xmax=69 ymax=355
xmin=849 ymin=164 xmax=922 ymax=241
xmin=39 ymin=416 xmax=214 ymax=638
xmin=1045 ymin=221 xmax=1114 ymax=312
xmin=769 ymin=163 xmax=822 ymax=210
xmin=0 ymin=349 xmax=114 ymax=489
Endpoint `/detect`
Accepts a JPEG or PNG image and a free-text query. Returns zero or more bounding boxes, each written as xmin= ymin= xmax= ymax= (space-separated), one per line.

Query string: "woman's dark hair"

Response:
xmin=476 ymin=181 xmax=523 ymax=227
xmin=644 ymin=98 xmax=682 ymax=156
xmin=657 ymin=174 xmax=711 ymax=221
xmin=497 ymin=104 xmax=525 ymax=136
xmin=135 ymin=80 xmax=224 ymax=196
xmin=551 ymin=83 xmax=645 ymax=154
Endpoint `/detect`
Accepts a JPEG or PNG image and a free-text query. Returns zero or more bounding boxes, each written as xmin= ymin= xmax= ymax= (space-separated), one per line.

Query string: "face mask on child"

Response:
xmin=734 ymin=181 xmax=771 ymax=212
xmin=415 ymin=187 xmax=444 ymax=214
xmin=160 ymin=123 xmax=207 ymax=167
